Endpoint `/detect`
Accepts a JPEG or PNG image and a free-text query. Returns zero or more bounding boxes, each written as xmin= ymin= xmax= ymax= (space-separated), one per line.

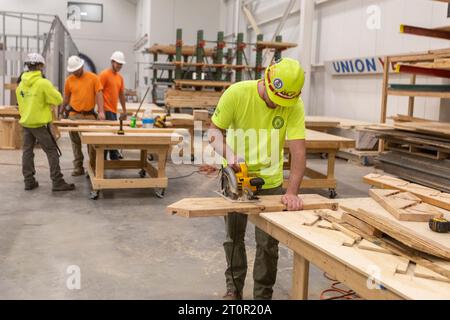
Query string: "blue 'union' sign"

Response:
xmin=325 ymin=56 xmax=393 ymax=75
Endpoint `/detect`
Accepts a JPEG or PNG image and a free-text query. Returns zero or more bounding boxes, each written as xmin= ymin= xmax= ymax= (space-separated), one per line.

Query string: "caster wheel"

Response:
xmin=90 ymin=190 xmax=100 ymax=200
xmin=139 ymin=169 xmax=147 ymax=178
xmin=191 ymin=155 xmax=195 ymax=162
xmin=329 ymin=189 xmax=337 ymax=199
xmin=147 ymin=154 xmax=154 ymax=161
xmin=85 ymin=173 xmax=90 ymax=179
xmin=320 ymin=153 xmax=328 ymax=159
xmin=155 ymin=188 xmax=165 ymax=199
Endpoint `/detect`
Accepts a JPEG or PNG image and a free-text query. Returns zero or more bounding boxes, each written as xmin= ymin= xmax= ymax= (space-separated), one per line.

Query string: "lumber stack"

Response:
xmin=364 ymin=115 xmax=450 ymax=192
xmin=165 ymin=89 xmax=223 ymax=109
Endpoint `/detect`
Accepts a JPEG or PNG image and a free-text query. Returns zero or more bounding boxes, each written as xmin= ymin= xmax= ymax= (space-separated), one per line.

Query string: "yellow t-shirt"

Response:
xmin=212 ymin=80 xmax=306 ymax=189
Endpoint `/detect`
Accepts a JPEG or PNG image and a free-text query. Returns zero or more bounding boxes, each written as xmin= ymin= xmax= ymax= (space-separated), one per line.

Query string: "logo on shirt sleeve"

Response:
xmin=272 ymin=116 xmax=285 ymax=129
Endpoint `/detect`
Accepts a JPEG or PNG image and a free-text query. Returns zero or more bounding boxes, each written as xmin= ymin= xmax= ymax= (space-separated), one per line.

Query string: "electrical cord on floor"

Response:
xmin=320 ymin=273 xmax=360 ymax=300
xmin=168 ymin=170 xmax=199 ymax=180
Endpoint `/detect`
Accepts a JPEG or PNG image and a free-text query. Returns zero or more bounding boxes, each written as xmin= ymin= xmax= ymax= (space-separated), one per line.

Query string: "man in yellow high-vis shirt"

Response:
xmin=208 ymin=58 xmax=306 ymax=300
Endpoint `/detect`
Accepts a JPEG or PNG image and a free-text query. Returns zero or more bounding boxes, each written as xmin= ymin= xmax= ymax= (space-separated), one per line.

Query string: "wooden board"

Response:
xmin=414 ymin=261 xmax=450 ymax=283
xmin=305 ymin=116 xmax=372 ymax=129
xmin=165 ymin=89 xmax=222 ymax=108
xmin=341 ymin=212 xmax=383 ymax=237
xmin=58 ymin=126 xmax=186 ymax=134
xmin=394 ymin=120 xmax=450 ymax=138
xmin=0 ymin=106 xmax=20 ymax=118
xmin=369 ymin=189 xmax=444 ymax=222
xmin=167 ymin=194 xmax=338 ymax=218
xmin=80 ymin=132 xmax=182 ymax=145
xmin=363 ymin=173 xmax=450 ymax=211
xmin=358 ymin=239 xmax=391 ymax=254
xmin=303 ymin=129 xmax=356 ymax=149
xmin=339 ymin=197 xmax=450 ymax=260
xmin=174 ymin=80 xmax=231 ymax=89
xmin=147 ymin=44 xmax=215 ymax=57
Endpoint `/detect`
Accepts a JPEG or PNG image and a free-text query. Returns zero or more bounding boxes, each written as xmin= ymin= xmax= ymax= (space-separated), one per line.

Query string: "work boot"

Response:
xmin=71 ymin=167 xmax=85 ymax=177
xmin=222 ymin=290 xmax=243 ymax=300
xmin=24 ymin=180 xmax=39 ymax=191
xmin=52 ymin=180 xmax=75 ymax=192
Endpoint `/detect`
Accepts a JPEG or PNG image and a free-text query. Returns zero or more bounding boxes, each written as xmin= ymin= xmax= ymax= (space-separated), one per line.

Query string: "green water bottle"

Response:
xmin=130 ymin=115 xmax=137 ymax=128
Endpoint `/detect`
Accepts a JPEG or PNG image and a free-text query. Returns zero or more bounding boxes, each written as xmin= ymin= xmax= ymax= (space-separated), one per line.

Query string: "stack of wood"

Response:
xmin=364 ymin=115 xmax=450 ymax=192
xmin=0 ymin=106 xmax=22 ymax=150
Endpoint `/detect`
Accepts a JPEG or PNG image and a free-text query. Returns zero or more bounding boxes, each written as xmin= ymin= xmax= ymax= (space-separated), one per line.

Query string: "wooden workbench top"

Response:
xmin=303 ymin=129 xmax=356 ymax=149
xmin=80 ymin=132 xmax=182 ymax=145
xmin=256 ymin=209 xmax=450 ymax=300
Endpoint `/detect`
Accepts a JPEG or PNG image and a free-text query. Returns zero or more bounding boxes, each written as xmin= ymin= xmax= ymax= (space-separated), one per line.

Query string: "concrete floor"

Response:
xmin=0 ymin=135 xmax=375 ymax=300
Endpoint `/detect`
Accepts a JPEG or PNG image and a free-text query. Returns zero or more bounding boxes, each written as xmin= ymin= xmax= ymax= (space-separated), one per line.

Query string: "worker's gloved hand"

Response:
xmin=119 ymin=113 xmax=127 ymax=121
xmin=98 ymin=111 xmax=106 ymax=121
xmin=282 ymin=193 xmax=304 ymax=211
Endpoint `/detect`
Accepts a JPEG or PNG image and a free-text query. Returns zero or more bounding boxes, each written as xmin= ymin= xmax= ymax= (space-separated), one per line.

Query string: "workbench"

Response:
xmin=285 ymin=129 xmax=355 ymax=198
xmin=80 ymin=132 xmax=182 ymax=200
xmin=248 ymin=198 xmax=450 ymax=300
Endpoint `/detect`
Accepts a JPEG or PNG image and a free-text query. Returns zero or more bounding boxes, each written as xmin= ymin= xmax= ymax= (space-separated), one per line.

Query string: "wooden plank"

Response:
xmin=393 ymin=120 xmax=450 ymax=138
xmin=341 ymin=212 xmax=383 ymax=237
xmin=147 ymin=44 xmax=215 ymax=57
xmin=414 ymin=262 xmax=450 ymax=283
xmin=317 ymin=220 xmax=334 ymax=230
xmin=364 ymin=173 xmax=450 ymax=211
xmin=174 ymin=79 xmax=232 ymax=89
xmin=400 ymin=24 xmax=450 ymax=40
xmin=167 ymin=194 xmax=338 ymax=218
xmin=369 ymin=189 xmax=444 ymax=222
xmin=302 ymin=129 xmax=356 ymax=149
xmin=357 ymin=239 xmax=391 ymax=254
xmin=58 ymin=126 xmax=184 ymax=134
xmin=339 ymin=198 xmax=450 ymax=260
xmin=387 ymin=88 xmax=450 ymax=99
xmin=256 ymin=41 xmax=298 ymax=50
xmin=80 ymin=132 xmax=182 ymax=145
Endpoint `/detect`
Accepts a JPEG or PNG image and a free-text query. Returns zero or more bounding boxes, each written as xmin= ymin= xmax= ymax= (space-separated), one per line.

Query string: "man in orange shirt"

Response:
xmin=99 ymin=51 xmax=127 ymax=160
xmin=62 ymin=55 xmax=105 ymax=176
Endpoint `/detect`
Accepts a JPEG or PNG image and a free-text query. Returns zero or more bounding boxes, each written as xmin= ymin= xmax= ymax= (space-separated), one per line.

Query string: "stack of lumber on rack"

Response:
xmin=147 ymin=44 xmax=215 ymax=57
xmin=165 ymin=89 xmax=223 ymax=109
xmin=364 ymin=115 xmax=450 ymax=192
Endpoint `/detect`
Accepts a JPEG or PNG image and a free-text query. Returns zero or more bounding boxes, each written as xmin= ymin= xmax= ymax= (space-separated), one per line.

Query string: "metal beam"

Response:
xmin=242 ymin=5 xmax=261 ymax=34
xmin=299 ymin=0 xmax=315 ymax=113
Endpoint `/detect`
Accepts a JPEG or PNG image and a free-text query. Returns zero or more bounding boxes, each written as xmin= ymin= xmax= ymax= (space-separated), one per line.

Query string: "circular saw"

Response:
xmin=218 ymin=163 xmax=265 ymax=202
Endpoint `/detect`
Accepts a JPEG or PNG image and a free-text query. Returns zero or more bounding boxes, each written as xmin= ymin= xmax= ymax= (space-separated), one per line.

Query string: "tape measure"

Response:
xmin=429 ymin=217 xmax=450 ymax=233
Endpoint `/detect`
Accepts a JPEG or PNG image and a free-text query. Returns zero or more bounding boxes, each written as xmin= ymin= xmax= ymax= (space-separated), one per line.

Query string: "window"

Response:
xmin=67 ymin=2 xmax=103 ymax=23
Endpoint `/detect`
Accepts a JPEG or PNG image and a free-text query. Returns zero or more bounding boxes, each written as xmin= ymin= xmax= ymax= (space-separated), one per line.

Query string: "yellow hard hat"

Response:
xmin=264 ymin=58 xmax=305 ymax=107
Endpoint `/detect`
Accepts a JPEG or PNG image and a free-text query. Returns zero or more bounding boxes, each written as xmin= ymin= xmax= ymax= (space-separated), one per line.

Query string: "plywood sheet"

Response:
xmin=339 ymin=197 xmax=450 ymax=260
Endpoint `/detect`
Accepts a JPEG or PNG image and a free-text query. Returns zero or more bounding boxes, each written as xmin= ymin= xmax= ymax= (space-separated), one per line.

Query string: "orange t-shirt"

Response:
xmin=99 ymin=69 xmax=124 ymax=113
xmin=64 ymin=71 xmax=103 ymax=112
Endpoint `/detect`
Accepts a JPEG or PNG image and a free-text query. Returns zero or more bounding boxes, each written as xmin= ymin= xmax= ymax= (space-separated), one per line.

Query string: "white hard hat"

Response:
xmin=67 ymin=55 xmax=85 ymax=72
xmin=25 ymin=53 xmax=45 ymax=65
xmin=111 ymin=51 xmax=126 ymax=64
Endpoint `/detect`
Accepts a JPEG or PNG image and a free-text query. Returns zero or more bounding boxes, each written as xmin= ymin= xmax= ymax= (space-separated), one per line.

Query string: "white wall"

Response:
xmin=135 ymin=0 xmax=222 ymax=97
xmin=312 ymin=0 xmax=450 ymax=122
xmin=0 ymin=0 xmax=137 ymax=88
xmin=220 ymin=0 xmax=450 ymax=122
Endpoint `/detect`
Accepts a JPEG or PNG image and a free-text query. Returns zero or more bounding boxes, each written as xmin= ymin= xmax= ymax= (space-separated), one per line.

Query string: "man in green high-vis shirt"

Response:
xmin=16 ymin=53 xmax=75 ymax=192
xmin=208 ymin=58 xmax=307 ymax=300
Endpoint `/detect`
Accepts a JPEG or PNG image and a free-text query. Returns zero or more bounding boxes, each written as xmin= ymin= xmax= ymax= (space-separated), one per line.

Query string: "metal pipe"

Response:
xmin=19 ymin=13 xmax=22 ymax=73
xmin=233 ymin=0 xmax=240 ymax=40
xmin=37 ymin=14 xmax=40 ymax=53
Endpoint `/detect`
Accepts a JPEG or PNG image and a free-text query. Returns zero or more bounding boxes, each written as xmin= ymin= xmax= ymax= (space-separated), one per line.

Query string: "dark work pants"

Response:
xmin=22 ymin=126 xmax=64 ymax=186
xmin=104 ymin=111 xmax=120 ymax=160
xmin=223 ymin=186 xmax=282 ymax=300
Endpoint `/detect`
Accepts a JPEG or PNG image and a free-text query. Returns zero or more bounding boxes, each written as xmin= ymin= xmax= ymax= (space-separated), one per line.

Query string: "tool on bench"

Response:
xmin=130 ymin=86 xmax=151 ymax=128
xmin=429 ymin=217 xmax=450 ymax=233
xmin=218 ymin=163 xmax=265 ymax=203
xmin=154 ymin=115 xmax=168 ymax=128
xmin=117 ymin=119 xmax=125 ymax=135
